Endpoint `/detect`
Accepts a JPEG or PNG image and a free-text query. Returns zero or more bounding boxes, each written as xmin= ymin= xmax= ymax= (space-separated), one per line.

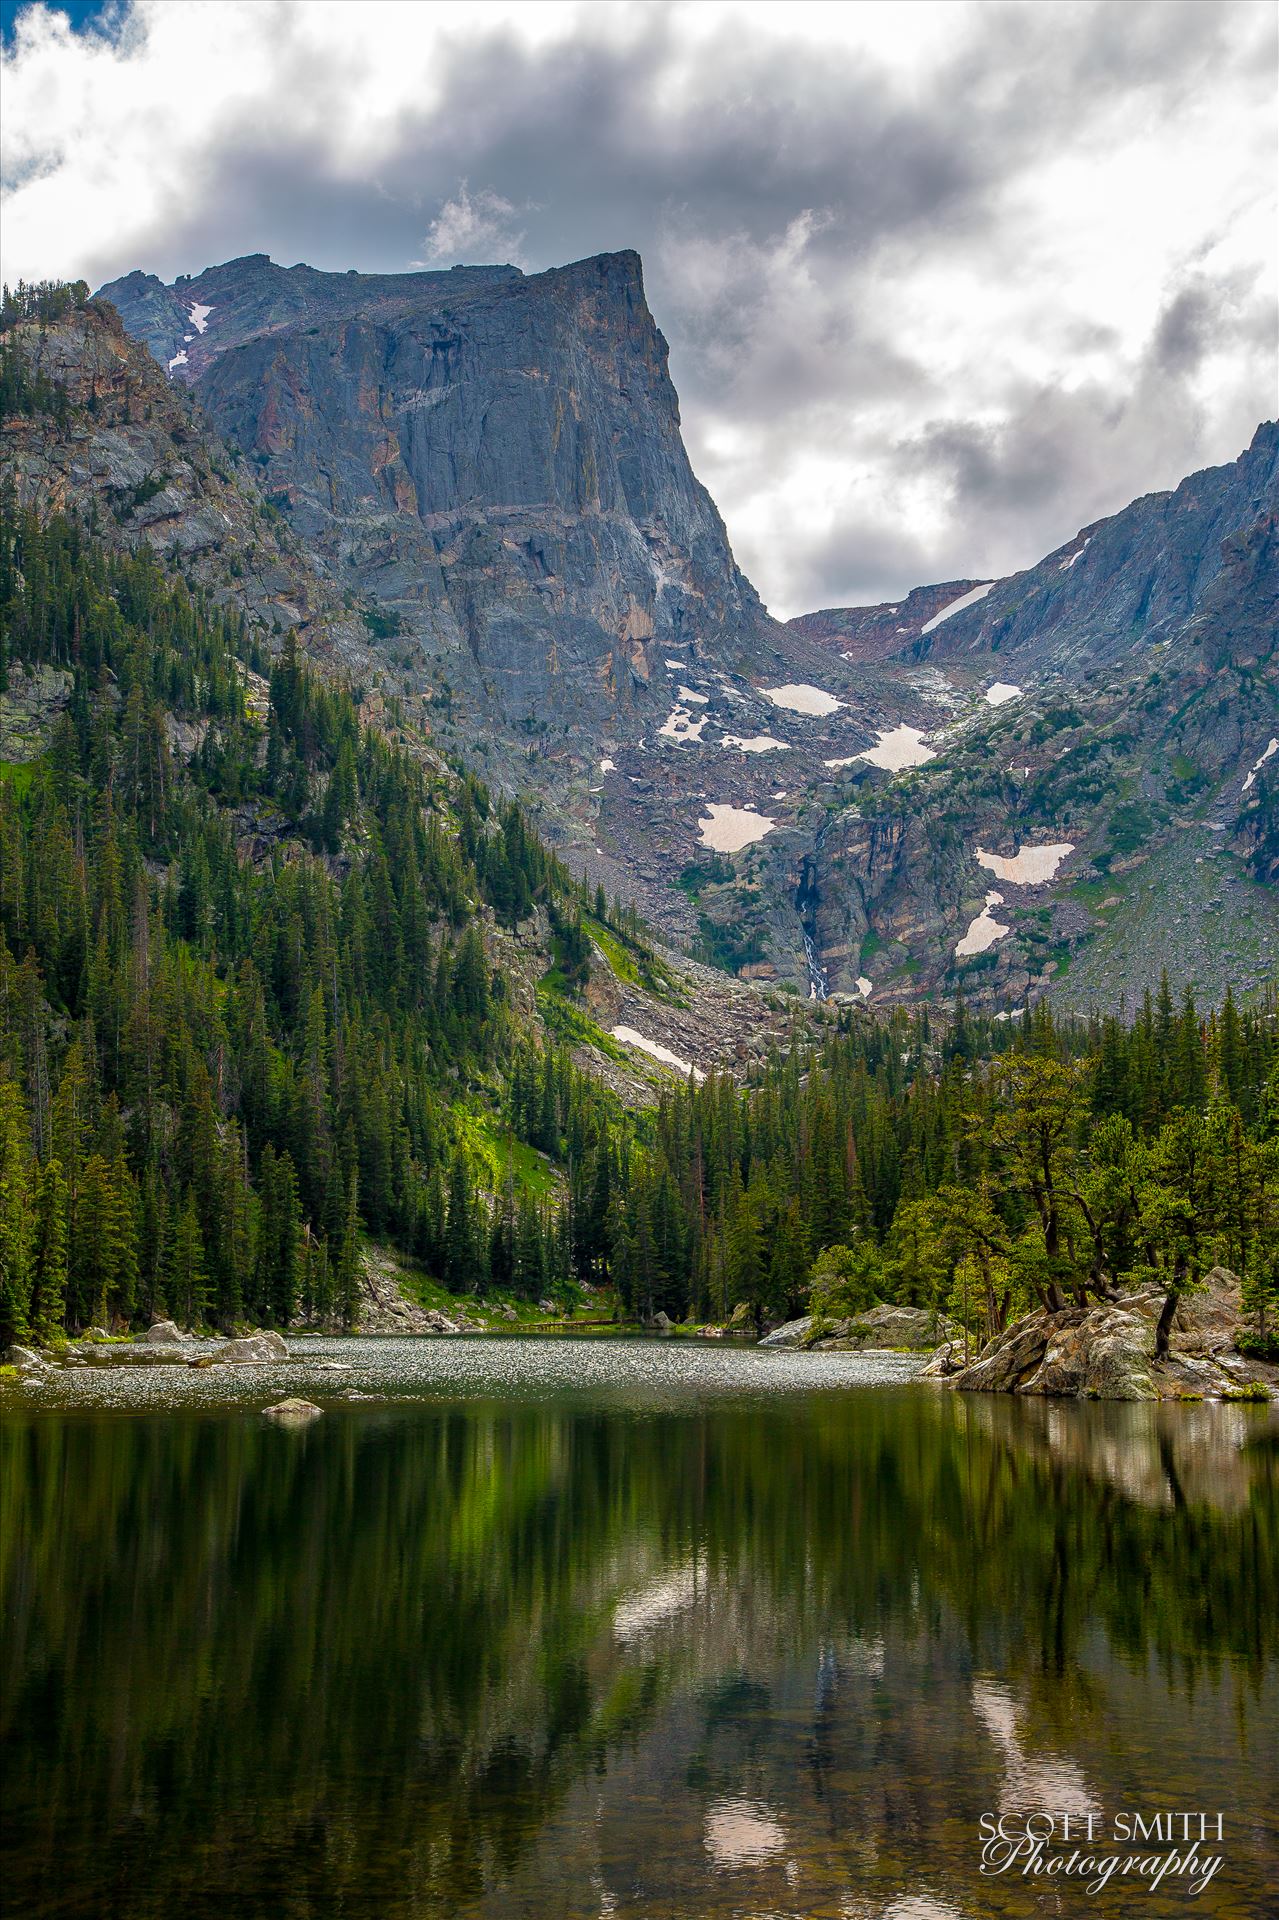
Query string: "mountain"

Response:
xmin=97 ymin=254 xmax=1278 ymax=1012
xmin=98 ymin=251 xmax=779 ymax=711
xmin=795 ymin=424 xmax=1278 ymax=1014
xmin=786 ymin=580 xmax=988 ymax=663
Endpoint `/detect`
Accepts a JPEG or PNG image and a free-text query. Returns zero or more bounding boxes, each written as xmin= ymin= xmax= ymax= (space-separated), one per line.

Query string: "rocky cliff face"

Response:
xmin=0 ymin=295 xmax=369 ymax=672
xmin=100 ymin=252 xmax=779 ymax=737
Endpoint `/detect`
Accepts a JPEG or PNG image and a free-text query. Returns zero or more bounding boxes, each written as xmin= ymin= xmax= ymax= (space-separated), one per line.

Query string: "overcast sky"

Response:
xmin=2 ymin=0 xmax=1275 ymax=616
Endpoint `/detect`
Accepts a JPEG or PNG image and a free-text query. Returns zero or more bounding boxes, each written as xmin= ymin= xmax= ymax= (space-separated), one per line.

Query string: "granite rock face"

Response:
xmin=101 ymin=252 xmax=779 ymax=738
xmin=1 ymin=298 xmax=370 ymax=672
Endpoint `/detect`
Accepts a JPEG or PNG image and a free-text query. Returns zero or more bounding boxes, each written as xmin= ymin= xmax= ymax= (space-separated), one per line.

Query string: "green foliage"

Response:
xmin=0 ymin=505 xmax=616 ymax=1332
xmin=606 ymin=985 xmax=1279 ymax=1333
xmin=361 ymin=604 xmax=404 ymax=641
xmin=808 ymin=1242 xmax=880 ymax=1325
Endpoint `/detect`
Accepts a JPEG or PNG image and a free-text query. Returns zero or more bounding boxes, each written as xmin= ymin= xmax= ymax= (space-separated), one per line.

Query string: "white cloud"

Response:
xmin=2 ymin=0 xmax=1274 ymax=616
xmin=412 ymin=182 xmax=528 ymax=267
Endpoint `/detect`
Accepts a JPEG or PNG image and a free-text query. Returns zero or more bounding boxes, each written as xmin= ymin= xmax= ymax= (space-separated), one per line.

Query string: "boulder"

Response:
xmin=759 ymin=1316 xmax=813 ymax=1349
xmin=948 ymin=1309 xmax=1059 ymax=1394
xmin=263 ymin=1398 xmax=322 ymax=1423
xmin=215 ymin=1331 xmax=288 ymax=1365
xmin=649 ymin=1310 xmax=674 ymax=1333
xmin=726 ymin=1302 xmax=756 ymax=1334
xmin=422 ymin=1309 xmax=461 ymax=1334
xmin=816 ymin=1304 xmax=951 ymax=1352
xmin=82 ymin=1326 xmax=112 ymax=1343
xmin=943 ymin=1293 xmax=1261 ymax=1401
xmin=5 ymin=1345 xmax=51 ymax=1373
xmin=144 ymin=1320 xmax=187 ymax=1344
xmin=1170 ymin=1266 xmax=1244 ymax=1355
xmin=1030 ymin=1307 xmax=1157 ymax=1401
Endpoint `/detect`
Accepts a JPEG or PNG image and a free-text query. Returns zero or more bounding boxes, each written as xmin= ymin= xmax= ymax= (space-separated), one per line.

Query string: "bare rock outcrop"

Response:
xmin=947 ymin=1269 xmax=1275 ymax=1401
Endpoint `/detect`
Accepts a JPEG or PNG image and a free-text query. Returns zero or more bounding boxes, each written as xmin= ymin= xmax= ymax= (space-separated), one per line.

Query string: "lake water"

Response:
xmin=2 ymin=1338 xmax=1277 ymax=1918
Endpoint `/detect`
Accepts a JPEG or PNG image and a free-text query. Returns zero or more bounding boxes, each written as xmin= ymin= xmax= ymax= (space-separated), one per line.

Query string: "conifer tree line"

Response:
xmin=606 ymin=985 xmax=1279 ymax=1347
xmin=0 ymin=507 xmax=625 ymax=1341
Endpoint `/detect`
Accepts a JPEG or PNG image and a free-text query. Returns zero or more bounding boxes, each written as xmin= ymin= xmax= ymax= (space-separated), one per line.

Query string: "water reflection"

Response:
xmin=1 ymin=1359 xmax=1276 ymax=1918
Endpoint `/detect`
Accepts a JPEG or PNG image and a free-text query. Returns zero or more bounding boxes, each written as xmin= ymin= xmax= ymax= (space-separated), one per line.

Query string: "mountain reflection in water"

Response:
xmin=2 ymin=1343 xmax=1276 ymax=1919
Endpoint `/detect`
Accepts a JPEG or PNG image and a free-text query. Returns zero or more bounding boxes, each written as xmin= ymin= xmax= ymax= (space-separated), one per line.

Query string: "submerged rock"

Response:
xmin=263 ymin=1398 xmax=322 ymax=1424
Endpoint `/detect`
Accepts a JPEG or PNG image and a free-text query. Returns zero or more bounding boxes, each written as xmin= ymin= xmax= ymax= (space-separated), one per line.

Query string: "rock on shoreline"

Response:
xmin=938 ymin=1269 xmax=1275 ymax=1401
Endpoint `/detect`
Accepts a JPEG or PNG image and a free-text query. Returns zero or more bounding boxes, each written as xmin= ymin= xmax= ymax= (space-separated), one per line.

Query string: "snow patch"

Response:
xmin=956 ymin=892 xmax=1010 ymax=957
xmin=1059 ymin=536 xmax=1091 ymax=571
xmin=920 ymin=581 xmax=996 ymax=634
xmin=610 ymin=1027 xmax=704 ymax=1083
xmin=720 ymin=733 xmax=790 ymax=754
xmin=698 ymin=803 xmax=775 ymax=852
xmin=187 ymin=302 xmax=213 ymax=334
xmin=976 ymin=842 xmax=1073 ymax=885
xmin=599 ymin=757 xmax=615 ymax=774
xmin=823 ymin=755 xmax=860 ymax=771
xmin=1243 ymin=737 xmax=1278 ymax=791
xmin=678 ymin=686 xmax=708 ymax=704
xmin=855 ymin=976 xmax=872 ymax=999
xmin=859 ymin=725 xmax=936 ymax=771
xmin=761 ymin=683 xmax=843 ymax=716
xmin=664 ymin=658 xmax=686 ymax=669
xmin=985 ymin=682 xmax=1022 ymax=707
xmin=994 ymin=1007 xmax=1026 ymax=1023
xmin=659 ymin=706 xmax=709 ymax=743
xmin=167 ymin=349 xmax=188 ymax=371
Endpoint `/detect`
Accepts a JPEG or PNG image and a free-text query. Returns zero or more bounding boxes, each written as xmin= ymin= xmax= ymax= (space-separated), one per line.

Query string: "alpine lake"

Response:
xmin=2 ymin=1337 xmax=1276 ymax=1919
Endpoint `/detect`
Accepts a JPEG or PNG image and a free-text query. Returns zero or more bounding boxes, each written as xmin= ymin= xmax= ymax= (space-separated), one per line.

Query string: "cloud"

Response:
xmin=412 ymin=183 xmax=529 ymax=268
xmin=1 ymin=0 xmax=1274 ymax=613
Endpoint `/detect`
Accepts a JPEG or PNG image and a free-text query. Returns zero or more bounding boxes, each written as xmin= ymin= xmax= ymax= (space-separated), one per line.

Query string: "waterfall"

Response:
xmin=803 ymin=931 xmax=829 ymax=1001
xmin=797 ymin=819 xmax=830 ymax=1000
